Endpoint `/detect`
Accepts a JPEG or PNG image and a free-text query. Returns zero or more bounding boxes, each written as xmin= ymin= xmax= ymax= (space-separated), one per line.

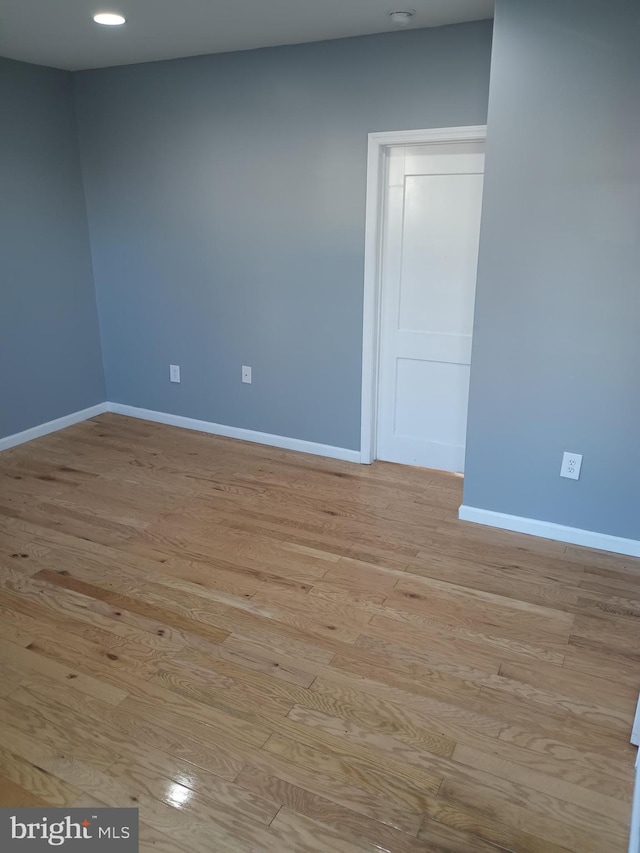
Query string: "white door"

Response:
xmin=376 ymin=141 xmax=485 ymax=473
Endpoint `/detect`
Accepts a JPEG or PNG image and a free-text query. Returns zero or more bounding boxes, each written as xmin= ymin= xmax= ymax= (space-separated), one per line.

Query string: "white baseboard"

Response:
xmin=0 ymin=403 xmax=110 ymax=452
xmin=107 ymin=403 xmax=362 ymax=464
xmin=459 ymin=504 xmax=640 ymax=559
xmin=0 ymin=400 xmax=362 ymax=463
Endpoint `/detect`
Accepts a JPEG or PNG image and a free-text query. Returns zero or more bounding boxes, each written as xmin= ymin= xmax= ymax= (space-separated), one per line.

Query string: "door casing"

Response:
xmin=360 ymin=125 xmax=488 ymax=465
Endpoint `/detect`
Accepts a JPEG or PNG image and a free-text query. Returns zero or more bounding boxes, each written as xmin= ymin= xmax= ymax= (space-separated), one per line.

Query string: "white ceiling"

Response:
xmin=0 ymin=0 xmax=494 ymax=71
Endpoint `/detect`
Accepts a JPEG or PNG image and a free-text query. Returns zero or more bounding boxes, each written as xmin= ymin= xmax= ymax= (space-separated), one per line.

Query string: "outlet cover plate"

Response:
xmin=560 ymin=451 xmax=582 ymax=480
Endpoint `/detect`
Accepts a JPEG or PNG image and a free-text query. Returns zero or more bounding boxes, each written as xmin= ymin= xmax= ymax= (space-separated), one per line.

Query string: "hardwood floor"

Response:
xmin=0 ymin=413 xmax=637 ymax=852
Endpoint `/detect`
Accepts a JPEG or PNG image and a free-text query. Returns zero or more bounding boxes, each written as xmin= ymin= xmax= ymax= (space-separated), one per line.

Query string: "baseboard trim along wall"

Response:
xmin=0 ymin=401 xmax=361 ymax=463
xmin=108 ymin=403 xmax=362 ymax=463
xmin=459 ymin=504 xmax=640 ymax=559
xmin=0 ymin=403 xmax=110 ymax=452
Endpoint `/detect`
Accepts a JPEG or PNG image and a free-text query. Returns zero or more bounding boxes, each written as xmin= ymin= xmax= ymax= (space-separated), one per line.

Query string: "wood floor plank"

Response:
xmin=238 ymin=748 xmax=424 ymax=836
xmin=139 ymin=823 xmax=197 ymax=853
xmin=286 ymin=704 xmax=455 ymax=767
xmin=0 ymin=693 xmax=118 ymax=771
xmin=452 ymin=742 xmax=630 ymax=823
xmin=418 ymin=798 xmax=575 ymax=853
xmin=34 ymin=569 xmax=232 ymax=646
xmin=366 ymin=612 xmax=568 ymax=665
xmin=438 ymin=775 xmax=621 ymax=853
xmin=11 ymin=674 xmax=247 ymax=781
xmin=262 ymin=732 xmax=439 ymax=815
xmin=269 ymin=807 xmax=389 ymax=853
xmin=328 ymin=644 xmax=482 ymax=705
xmin=0 ymin=635 xmax=128 ymax=705
xmin=0 ymin=718 xmax=121 ymax=799
xmin=310 ymin=672 xmax=504 ymax=742
xmin=562 ymin=643 xmax=640 ymax=688
xmin=498 ymin=659 xmax=637 ymax=726
xmin=234 ymin=766 xmax=430 ymax=852
xmin=405 ymin=556 xmax=581 ymax=612
xmin=106 ymin=756 xmax=280 ymax=826
xmin=0 ymin=745 xmax=79 ymax=806
xmin=0 ymin=776 xmax=50 ymax=808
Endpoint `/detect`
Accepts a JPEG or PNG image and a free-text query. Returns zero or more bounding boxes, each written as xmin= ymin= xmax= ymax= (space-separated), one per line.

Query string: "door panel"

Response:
xmin=400 ymin=173 xmax=484 ymax=334
xmin=376 ymin=141 xmax=485 ymax=473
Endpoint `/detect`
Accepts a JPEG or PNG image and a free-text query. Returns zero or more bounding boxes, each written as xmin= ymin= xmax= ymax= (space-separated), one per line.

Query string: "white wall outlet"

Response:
xmin=169 ymin=364 xmax=181 ymax=383
xmin=560 ymin=451 xmax=582 ymax=480
xmin=242 ymin=365 xmax=252 ymax=384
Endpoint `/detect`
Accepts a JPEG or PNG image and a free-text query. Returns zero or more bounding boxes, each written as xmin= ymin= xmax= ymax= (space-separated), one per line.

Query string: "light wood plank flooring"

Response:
xmin=0 ymin=413 xmax=638 ymax=852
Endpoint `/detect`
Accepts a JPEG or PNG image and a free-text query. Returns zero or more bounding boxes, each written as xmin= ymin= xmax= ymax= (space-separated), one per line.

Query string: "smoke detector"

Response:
xmin=389 ymin=10 xmax=414 ymax=27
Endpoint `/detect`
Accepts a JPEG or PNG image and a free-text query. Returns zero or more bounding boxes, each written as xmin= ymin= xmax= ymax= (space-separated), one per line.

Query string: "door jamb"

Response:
xmin=360 ymin=125 xmax=488 ymax=464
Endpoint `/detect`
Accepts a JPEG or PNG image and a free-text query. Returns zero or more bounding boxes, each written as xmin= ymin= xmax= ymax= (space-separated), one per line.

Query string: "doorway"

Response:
xmin=360 ymin=126 xmax=486 ymax=472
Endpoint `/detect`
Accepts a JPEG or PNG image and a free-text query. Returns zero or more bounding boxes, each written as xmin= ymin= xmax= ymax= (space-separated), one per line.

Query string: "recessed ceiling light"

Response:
xmin=389 ymin=10 xmax=414 ymax=27
xmin=93 ymin=13 xmax=126 ymax=26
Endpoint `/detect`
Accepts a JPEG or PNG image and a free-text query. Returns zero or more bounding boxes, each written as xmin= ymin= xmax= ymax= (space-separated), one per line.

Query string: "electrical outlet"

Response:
xmin=242 ymin=365 xmax=252 ymax=384
xmin=560 ymin=451 xmax=582 ymax=480
xmin=169 ymin=364 xmax=181 ymax=383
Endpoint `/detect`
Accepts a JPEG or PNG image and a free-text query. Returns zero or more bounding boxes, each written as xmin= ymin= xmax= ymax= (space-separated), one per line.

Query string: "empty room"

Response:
xmin=1 ymin=0 xmax=639 ymax=850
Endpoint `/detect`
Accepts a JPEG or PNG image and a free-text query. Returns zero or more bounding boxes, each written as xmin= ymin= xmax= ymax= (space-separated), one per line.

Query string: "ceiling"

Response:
xmin=0 ymin=0 xmax=494 ymax=71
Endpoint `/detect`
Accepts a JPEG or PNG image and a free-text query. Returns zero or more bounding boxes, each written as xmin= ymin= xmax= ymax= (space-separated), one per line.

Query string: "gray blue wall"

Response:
xmin=463 ymin=0 xmax=640 ymax=539
xmin=0 ymin=58 xmax=105 ymax=439
xmin=73 ymin=23 xmax=493 ymax=450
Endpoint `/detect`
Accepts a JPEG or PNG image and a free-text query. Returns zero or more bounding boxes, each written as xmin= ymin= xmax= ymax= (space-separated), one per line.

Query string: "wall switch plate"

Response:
xmin=560 ymin=451 xmax=582 ymax=480
xmin=242 ymin=365 xmax=252 ymax=384
xmin=169 ymin=364 xmax=181 ymax=383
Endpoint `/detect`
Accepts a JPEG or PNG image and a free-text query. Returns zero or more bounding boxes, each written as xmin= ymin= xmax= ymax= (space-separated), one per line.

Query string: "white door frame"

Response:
xmin=360 ymin=125 xmax=488 ymax=465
